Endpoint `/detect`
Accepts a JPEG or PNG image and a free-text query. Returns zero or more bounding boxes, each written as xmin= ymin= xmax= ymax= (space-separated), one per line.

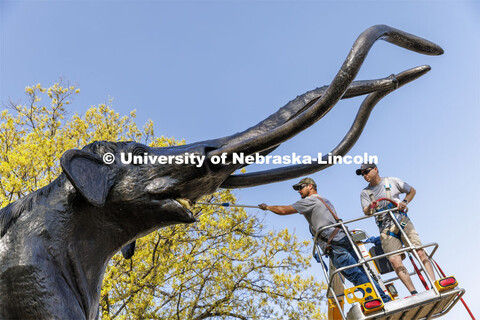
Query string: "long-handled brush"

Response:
xmin=195 ymin=202 xmax=260 ymax=209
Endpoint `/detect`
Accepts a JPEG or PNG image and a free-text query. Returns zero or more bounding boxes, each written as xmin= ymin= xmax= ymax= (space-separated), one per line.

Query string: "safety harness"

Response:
xmin=311 ymin=195 xmax=345 ymax=252
xmin=367 ymin=181 xmax=434 ymax=291
xmin=366 ymin=178 xmax=408 ymax=239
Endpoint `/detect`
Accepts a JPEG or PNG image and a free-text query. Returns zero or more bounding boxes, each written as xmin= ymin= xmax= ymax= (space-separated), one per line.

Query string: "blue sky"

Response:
xmin=1 ymin=1 xmax=479 ymax=318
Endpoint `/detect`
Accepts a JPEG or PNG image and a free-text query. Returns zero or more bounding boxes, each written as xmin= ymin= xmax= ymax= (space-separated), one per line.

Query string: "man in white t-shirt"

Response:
xmin=357 ymin=163 xmax=435 ymax=295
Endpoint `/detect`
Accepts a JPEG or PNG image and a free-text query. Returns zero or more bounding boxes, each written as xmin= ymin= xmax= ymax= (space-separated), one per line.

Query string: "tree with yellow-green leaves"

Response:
xmin=1 ymin=82 xmax=326 ymax=319
xmin=101 ymin=191 xmax=326 ymax=319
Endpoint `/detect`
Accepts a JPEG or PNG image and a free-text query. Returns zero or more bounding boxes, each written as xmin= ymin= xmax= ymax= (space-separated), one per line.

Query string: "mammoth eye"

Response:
xmin=132 ymin=146 xmax=148 ymax=156
xmin=129 ymin=146 xmax=150 ymax=166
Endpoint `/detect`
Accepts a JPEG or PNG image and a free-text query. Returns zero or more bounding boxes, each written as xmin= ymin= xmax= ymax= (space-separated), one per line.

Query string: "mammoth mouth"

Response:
xmin=121 ymin=197 xmax=196 ymax=260
xmin=146 ymin=197 xmax=196 ymax=222
xmin=171 ymin=198 xmax=196 ymax=224
xmin=175 ymin=198 xmax=193 ymax=210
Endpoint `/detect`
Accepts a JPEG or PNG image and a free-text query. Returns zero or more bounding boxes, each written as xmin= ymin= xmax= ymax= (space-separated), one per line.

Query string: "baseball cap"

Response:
xmin=355 ymin=163 xmax=377 ymax=176
xmin=292 ymin=177 xmax=317 ymax=190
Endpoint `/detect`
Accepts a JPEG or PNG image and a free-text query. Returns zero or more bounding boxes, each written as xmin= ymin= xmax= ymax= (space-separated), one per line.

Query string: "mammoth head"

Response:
xmin=60 ymin=141 xmax=224 ymax=208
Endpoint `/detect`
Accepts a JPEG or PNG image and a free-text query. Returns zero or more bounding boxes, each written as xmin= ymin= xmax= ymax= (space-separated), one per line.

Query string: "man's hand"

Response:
xmin=398 ymin=201 xmax=408 ymax=212
xmin=258 ymin=203 xmax=268 ymax=210
xmin=367 ymin=201 xmax=380 ymax=215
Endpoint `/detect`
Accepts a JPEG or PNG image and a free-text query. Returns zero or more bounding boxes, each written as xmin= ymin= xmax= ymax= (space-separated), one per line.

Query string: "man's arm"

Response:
xmin=398 ymin=186 xmax=416 ymax=211
xmin=258 ymin=203 xmax=297 ymax=215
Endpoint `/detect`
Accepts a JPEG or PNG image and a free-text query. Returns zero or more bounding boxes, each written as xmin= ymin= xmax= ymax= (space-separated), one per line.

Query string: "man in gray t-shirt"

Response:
xmin=290 ymin=191 xmax=346 ymax=251
xmin=259 ymin=177 xmax=391 ymax=303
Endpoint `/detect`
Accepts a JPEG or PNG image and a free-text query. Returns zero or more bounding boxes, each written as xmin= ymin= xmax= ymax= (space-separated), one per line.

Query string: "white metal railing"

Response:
xmin=312 ymin=206 xmax=449 ymax=320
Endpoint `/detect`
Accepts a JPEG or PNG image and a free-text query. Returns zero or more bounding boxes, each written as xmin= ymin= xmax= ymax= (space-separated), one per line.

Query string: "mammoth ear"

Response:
xmin=60 ymin=149 xmax=116 ymax=207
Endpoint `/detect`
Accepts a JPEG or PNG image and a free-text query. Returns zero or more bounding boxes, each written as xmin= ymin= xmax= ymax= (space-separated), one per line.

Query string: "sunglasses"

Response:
xmin=294 ymin=184 xmax=309 ymax=191
xmin=361 ymin=168 xmax=374 ymax=176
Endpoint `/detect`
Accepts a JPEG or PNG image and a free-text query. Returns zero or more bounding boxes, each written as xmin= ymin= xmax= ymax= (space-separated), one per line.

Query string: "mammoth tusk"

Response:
xmin=220 ymin=65 xmax=432 ymax=188
xmin=207 ymin=25 xmax=443 ymax=162
xmin=207 ymin=76 xmax=400 ymax=150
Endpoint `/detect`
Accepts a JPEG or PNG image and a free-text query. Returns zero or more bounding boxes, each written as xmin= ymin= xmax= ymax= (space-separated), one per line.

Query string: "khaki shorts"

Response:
xmin=380 ymin=220 xmax=422 ymax=259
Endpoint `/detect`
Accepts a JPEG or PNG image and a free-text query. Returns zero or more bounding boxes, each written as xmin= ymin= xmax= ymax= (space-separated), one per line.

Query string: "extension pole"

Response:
xmin=195 ymin=202 xmax=260 ymax=209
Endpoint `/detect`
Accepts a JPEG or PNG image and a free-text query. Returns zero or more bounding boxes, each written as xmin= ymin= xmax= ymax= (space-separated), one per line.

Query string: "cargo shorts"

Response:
xmin=380 ymin=219 xmax=422 ymax=260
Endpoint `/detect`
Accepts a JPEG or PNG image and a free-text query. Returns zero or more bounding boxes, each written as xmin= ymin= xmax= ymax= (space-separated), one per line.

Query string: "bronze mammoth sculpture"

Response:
xmin=0 ymin=25 xmax=443 ymax=319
